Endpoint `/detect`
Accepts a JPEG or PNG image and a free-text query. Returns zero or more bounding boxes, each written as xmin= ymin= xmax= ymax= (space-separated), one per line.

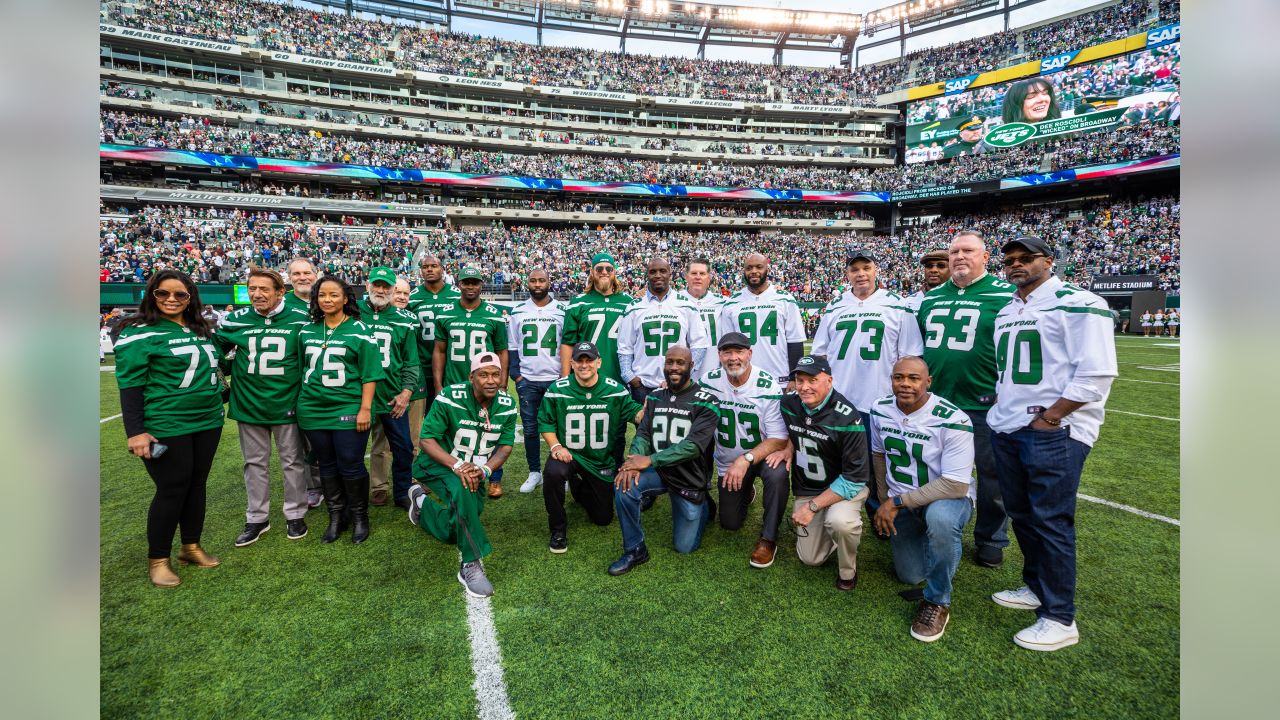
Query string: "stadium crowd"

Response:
xmin=106 ymin=0 xmax=1167 ymax=104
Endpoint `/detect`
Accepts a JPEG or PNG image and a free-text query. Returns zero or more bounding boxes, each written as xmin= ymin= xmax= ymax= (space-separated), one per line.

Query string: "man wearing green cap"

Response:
xmin=434 ymin=265 xmax=510 ymax=498
xmin=943 ymin=117 xmax=986 ymax=159
xmin=561 ymin=251 xmax=635 ymax=466
xmin=360 ymin=268 xmax=421 ymax=510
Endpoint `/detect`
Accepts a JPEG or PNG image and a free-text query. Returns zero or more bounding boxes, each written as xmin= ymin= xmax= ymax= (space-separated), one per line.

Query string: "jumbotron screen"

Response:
xmin=904 ymin=41 xmax=1180 ymax=164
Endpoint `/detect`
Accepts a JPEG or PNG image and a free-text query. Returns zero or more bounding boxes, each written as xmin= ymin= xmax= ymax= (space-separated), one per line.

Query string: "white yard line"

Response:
xmin=1115 ymin=377 xmax=1179 ymax=386
xmin=100 ymin=413 xmax=122 ymax=424
xmin=1079 ymin=493 xmax=1179 ymax=526
xmin=465 ymin=593 xmax=516 ymax=720
xmin=1108 ymin=409 xmax=1180 ymax=422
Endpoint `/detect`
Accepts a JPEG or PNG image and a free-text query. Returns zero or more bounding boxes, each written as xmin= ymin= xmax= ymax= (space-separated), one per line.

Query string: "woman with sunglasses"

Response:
xmin=115 ymin=269 xmax=226 ymax=588
xmin=296 ymin=277 xmax=384 ymax=544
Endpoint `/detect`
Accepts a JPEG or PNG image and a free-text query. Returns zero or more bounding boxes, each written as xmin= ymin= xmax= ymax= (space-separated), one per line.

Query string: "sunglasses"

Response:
xmin=1001 ymin=253 xmax=1047 ymax=267
xmin=593 ymin=265 xmax=615 ymax=274
xmin=153 ymin=289 xmax=191 ymax=302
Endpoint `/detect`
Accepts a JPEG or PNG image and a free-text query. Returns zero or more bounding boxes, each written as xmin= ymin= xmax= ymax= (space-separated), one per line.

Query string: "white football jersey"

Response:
xmin=506 ymin=297 xmax=565 ymax=382
xmin=811 ymin=288 xmax=925 ymax=412
xmin=718 ymin=284 xmax=806 ymax=381
xmin=868 ymin=393 xmax=975 ymax=501
xmin=687 ymin=289 xmax=727 ymax=377
xmin=698 ymin=365 xmax=788 ymax=475
xmin=616 ymin=289 xmax=709 ymax=388
xmin=988 ymin=276 xmax=1118 ymax=447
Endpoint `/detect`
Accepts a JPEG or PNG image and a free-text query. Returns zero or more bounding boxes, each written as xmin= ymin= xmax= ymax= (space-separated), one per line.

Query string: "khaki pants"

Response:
xmin=238 ymin=422 xmax=309 ymax=523
xmin=408 ymin=398 xmax=426 ymax=450
xmin=369 ymin=423 xmax=391 ymax=494
xmin=793 ymin=487 xmax=869 ymax=581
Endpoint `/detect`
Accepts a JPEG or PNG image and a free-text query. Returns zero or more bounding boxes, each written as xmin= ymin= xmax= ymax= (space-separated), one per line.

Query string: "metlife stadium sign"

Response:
xmin=1090 ymin=275 xmax=1160 ymax=294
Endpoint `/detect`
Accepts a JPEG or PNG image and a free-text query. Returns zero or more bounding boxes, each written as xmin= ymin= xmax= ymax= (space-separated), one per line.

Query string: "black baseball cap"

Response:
xmin=845 ymin=247 xmax=878 ymax=264
xmin=1001 ymin=236 xmax=1052 ymax=256
xmin=717 ymin=332 xmax=751 ymax=351
xmin=791 ymin=355 xmax=832 ymax=377
xmin=572 ymin=342 xmax=600 ymax=360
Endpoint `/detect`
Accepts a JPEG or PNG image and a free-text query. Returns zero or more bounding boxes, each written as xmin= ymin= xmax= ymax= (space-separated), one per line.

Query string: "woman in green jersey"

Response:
xmin=115 ymin=270 xmax=225 ymax=588
xmin=297 ymin=277 xmax=384 ymax=544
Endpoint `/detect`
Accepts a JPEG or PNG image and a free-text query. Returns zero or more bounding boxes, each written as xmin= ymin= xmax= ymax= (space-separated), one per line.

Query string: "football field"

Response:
xmin=99 ymin=338 xmax=1179 ymax=719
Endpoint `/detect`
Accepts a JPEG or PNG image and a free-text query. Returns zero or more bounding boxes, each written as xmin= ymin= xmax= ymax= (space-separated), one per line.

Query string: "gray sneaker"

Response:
xmin=407 ymin=483 xmax=425 ymax=528
xmin=306 ymin=488 xmax=324 ymax=508
xmin=458 ymin=560 xmax=494 ymax=598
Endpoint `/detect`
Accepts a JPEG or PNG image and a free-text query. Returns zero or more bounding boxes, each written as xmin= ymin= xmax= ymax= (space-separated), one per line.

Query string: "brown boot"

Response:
xmin=177 ymin=543 xmax=221 ymax=568
xmin=910 ymin=601 xmax=950 ymax=643
xmin=370 ymin=488 xmax=389 ymax=506
xmin=749 ymin=538 xmax=777 ymax=569
xmin=487 ymin=483 xmax=503 ymax=499
xmin=148 ymin=558 xmax=181 ymax=588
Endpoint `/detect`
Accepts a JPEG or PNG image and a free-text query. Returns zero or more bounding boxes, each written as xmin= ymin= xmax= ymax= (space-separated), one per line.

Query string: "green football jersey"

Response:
xmin=537 ymin=375 xmax=643 ymax=482
xmin=414 ymin=382 xmax=518 ymax=483
xmin=916 ymin=272 xmax=1014 ymax=410
xmin=358 ymin=300 xmax=421 ymax=414
xmin=215 ymin=303 xmax=310 ymax=425
xmin=405 ymin=284 xmax=461 ymax=399
xmin=284 ymin=291 xmax=311 ymax=314
xmin=295 ymin=318 xmax=386 ymax=430
xmin=560 ymin=289 xmax=634 ymax=383
xmin=433 ymin=301 xmax=509 ymax=388
xmin=114 ymin=320 xmax=225 ymax=437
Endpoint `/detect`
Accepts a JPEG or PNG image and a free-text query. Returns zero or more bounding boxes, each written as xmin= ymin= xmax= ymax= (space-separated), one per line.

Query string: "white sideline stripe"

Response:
xmin=465 ymin=593 xmax=516 ymax=720
xmin=1116 ymin=377 xmax=1179 ymax=386
xmin=101 ymin=365 xmax=115 ymax=372
xmin=1109 ymin=409 xmax=1180 ymax=422
xmin=101 ymin=413 xmax=122 ymax=424
xmin=1079 ymin=493 xmax=1179 ymax=526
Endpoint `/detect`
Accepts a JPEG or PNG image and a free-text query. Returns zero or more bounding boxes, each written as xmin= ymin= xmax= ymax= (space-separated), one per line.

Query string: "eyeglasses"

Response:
xmin=593 ymin=266 xmax=615 ymax=274
xmin=153 ymin=289 xmax=191 ymax=302
xmin=1001 ymin=254 xmax=1047 ymax=267
xmin=786 ymin=517 xmax=810 ymax=538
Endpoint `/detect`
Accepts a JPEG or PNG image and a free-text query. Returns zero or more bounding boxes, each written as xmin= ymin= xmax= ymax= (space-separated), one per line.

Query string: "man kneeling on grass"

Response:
xmin=407 ymin=353 xmax=517 ymax=598
xmin=868 ymin=356 xmax=975 ymax=643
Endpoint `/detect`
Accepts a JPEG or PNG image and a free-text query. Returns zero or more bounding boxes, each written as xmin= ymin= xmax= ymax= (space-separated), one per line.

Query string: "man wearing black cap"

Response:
xmin=767 ymin=355 xmax=871 ymax=591
xmin=987 ymin=236 xmax=1117 ymax=651
xmin=536 ymin=342 xmax=644 ymax=554
xmin=697 ymin=332 xmax=790 ymax=569
xmin=907 ymin=250 xmax=951 ymax=314
xmin=943 ymin=117 xmax=986 ymax=159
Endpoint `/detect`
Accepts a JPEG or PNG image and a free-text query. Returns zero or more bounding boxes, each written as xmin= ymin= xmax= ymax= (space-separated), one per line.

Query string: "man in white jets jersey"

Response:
xmin=506 ymin=269 xmax=566 ymax=493
xmin=698 ymin=333 xmax=790 ymax=569
xmin=683 ymin=257 xmax=726 ymax=377
xmin=987 ymin=236 xmax=1117 ymax=653
xmin=868 ymin=357 xmax=975 ymax=644
xmin=718 ymin=253 xmax=806 ymax=386
xmin=812 ymin=248 xmax=924 ymax=519
xmin=617 ymin=257 xmax=709 ymax=403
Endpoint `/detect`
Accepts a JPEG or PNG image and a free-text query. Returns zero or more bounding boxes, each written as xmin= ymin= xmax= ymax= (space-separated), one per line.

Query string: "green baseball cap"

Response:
xmin=590 ymin=252 xmax=616 ymax=268
xmin=368 ymin=267 xmax=398 ymax=286
xmin=457 ymin=266 xmax=483 ymax=282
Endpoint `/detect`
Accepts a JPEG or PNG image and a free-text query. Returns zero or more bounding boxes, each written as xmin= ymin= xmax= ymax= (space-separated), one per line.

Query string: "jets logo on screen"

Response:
xmin=944 ymin=74 xmax=978 ymax=96
xmin=984 ymin=123 xmax=1037 ymax=148
xmin=1146 ymin=24 xmax=1180 ymax=48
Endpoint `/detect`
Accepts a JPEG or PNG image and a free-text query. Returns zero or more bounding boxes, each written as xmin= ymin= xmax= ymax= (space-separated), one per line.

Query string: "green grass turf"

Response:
xmin=99 ymin=339 xmax=1179 ymax=718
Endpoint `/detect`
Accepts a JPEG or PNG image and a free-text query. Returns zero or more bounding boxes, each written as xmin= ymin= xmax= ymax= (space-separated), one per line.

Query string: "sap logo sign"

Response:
xmin=1040 ymin=53 xmax=1074 ymax=73
xmin=1146 ymin=24 xmax=1180 ymax=47
xmin=944 ymin=74 xmax=978 ymax=95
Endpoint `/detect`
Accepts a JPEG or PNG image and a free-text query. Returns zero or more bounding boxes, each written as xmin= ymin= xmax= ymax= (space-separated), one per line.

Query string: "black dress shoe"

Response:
xmin=286 ymin=518 xmax=307 ymax=540
xmin=974 ymin=545 xmax=1004 ymax=568
xmin=607 ymin=544 xmax=650 ymax=576
xmin=836 ymin=571 xmax=858 ymax=592
xmin=235 ymin=522 xmax=270 ymax=547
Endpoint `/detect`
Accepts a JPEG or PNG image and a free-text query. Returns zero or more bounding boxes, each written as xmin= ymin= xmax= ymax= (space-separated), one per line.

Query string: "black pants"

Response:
xmin=717 ymin=460 xmax=790 ymax=542
xmin=303 ymin=428 xmax=370 ymax=481
xmin=142 ymin=426 xmax=223 ymax=559
xmin=543 ymin=458 xmax=615 ymax=534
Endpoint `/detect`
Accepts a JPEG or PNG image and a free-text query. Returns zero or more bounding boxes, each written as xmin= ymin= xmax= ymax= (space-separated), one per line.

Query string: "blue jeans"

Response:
xmin=992 ymin=426 xmax=1091 ymax=625
xmin=970 ymin=409 xmax=1010 ymax=550
xmin=615 ymin=469 xmax=709 ymax=554
xmin=515 ymin=378 xmax=552 ymax=473
xmin=302 ymin=428 xmax=370 ymax=481
xmin=890 ymin=498 xmax=973 ymax=607
xmin=375 ymin=411 xmax=414 ymax=501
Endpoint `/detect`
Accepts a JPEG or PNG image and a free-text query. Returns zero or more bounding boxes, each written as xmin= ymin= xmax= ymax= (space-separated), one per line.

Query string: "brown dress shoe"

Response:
xmin=748 ymin=538 xmax=777 ymax=569
xmin=177 ymin=543 xmax=221 ymax=568
xmin=370 ymin=488 xmax=389 ymax=506
xmin=148 ymin=558 xmax=181 ymax=588
xmin=487 ymin=483 xmax=503 ymax=499
xmin=910 ymin=601 xmax=951 ymax=642
xmin=835 ymin=571 xmax=858 ymax=592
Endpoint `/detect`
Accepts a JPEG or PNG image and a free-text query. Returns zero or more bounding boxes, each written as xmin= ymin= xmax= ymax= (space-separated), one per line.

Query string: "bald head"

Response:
xmin=647 ymin=257 xmax=672 ymax=296
xmin=890 ymin=355 xmax=932 ymax=410
xmin=743 ymin=253 xmax=770 ymax=291
xmin=418 ymin=254 xmax=444 ymax=287
xmin=663 ymin=345 xmax=694 ymax=391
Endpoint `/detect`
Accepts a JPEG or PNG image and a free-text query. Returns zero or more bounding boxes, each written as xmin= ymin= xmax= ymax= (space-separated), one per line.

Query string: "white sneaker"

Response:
xmin=520 ymin=472 xmax=543 ymax=493
xmin=992 ymin=586 xmax=1042 ymax=610
xmin=1014 ymin=617 xmax=1079 ymax=651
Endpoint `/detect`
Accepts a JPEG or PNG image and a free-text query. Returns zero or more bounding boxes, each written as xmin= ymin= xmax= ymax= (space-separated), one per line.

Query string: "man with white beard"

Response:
xmin=360 ymin=268 xmax=421 ymax=510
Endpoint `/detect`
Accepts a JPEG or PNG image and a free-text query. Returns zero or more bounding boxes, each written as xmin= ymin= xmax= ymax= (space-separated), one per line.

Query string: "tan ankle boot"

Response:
xmin=148 ymin=558 xmax=181 ymax=588
xmin=177 ymin=543 xmax=221 ymax=568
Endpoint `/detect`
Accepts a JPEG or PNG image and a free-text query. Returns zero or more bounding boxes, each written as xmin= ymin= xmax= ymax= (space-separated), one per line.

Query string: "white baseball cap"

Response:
xmin=470 ymin=351 xmax=501 ymax=374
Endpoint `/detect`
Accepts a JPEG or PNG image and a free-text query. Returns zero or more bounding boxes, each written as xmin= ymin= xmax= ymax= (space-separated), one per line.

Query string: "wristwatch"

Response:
xmin=893 ymin=496 xmax=904 ymax=509
xmin=743 ymin=451 xmax=756 ymax=464
xmin=807 ymin=499 xmax=820 ymax=513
